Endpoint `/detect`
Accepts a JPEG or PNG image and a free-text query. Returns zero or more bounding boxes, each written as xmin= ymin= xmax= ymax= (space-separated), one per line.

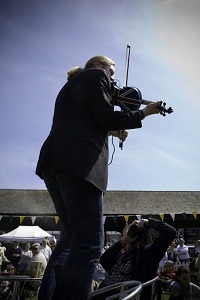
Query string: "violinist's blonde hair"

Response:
xmin=67 ymin=56 xmax=115 ymax=80
xmin=67 ymin=67 xmax=83 ymax=80
xmin=85 ymin=55 xmax=115 ymax=69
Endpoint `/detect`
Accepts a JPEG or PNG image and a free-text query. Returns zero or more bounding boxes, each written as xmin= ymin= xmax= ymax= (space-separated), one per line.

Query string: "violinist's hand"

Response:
xmin=109 ymin=130 xmax=128 ymax=142
xmin=142 ymin=101 xmax=161 ymax=117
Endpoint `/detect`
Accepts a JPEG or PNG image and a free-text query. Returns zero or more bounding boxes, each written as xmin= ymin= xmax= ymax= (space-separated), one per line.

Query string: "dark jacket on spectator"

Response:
xmin=99 ymin=218 xmax=176 ymax=300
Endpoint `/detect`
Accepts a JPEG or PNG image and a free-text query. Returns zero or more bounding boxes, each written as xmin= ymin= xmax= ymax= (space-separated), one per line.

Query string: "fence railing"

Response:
xmin=89 ymin=276 xmax=159 ymax=300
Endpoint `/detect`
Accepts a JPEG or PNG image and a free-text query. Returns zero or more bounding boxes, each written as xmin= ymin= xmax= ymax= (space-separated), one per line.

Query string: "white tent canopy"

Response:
xmin=0 ymin=225 xmax=54 ymax=242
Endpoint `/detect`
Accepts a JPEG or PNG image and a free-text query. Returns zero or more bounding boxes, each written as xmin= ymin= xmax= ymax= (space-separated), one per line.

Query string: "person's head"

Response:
xmin=31 ymin=243 xmax=40 ymax=256
xmin=14 ymin=241 xmax=19 ymax=248
xmin=169 ymin=241 xmax=176 ymax=250
xmin=85 ymin=55 xmax=115 ymax=79
xmin=170 ymin=281 xmax=183 ymax=297
xmin=164 ymin=260 xmax=174 ymax=272
xmin=1 ymin=281 xmax=10 ymax=288
xmin=175 ymin=266 xmax=190 ymax=288
xmin=24 ymin=243 xmax=30 ymax=251
xmin=123 ymin=220 xmax=150 ymax=249
xmin=50 ymin=241 xmax=56 ymax=250
xmin=196 ymin=240 xmax=200 ymax=248
xmin=179 ymin=238 xmax=185 ymax=246
xmin=42 ymin=239 xmax=48 ymax=247
xmin=126 ymin=221 xmax=144 ymax=241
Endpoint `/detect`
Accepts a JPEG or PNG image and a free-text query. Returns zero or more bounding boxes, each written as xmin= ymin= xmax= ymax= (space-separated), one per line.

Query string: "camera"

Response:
xmin=127 ymin=224 xmax=143 ymax=238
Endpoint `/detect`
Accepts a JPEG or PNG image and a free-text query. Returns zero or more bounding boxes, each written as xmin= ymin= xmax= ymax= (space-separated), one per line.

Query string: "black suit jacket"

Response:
xmin=36 ymin=68 xmax=142 ymax=191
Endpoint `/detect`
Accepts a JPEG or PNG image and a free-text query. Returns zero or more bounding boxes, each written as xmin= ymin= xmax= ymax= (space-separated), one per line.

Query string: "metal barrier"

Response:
xmin=142 ymin=276 xmax=159 ymax=288
xmin=88 ymin=277 xmax=159 ymax=300
xmin=88 ymin=280 xmax=142 ymax=300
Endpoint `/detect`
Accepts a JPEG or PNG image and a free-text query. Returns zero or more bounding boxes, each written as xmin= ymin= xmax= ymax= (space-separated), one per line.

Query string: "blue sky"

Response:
xmin=0 ymin=0 xmax=200 ymax=191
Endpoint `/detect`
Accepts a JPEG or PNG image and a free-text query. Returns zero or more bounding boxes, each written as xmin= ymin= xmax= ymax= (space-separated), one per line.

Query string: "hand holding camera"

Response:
xmin=121 ymin=219 xmax=148 ymax=246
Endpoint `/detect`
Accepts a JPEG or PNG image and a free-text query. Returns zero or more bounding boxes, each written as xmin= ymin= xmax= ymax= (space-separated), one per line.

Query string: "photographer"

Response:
xmin=97 ymin=218 xmax=176 ymax=300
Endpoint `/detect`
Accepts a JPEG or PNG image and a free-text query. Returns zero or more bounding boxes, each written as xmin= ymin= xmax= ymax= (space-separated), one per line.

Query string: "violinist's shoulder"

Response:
xmin=83 ymin=68 xmax=110 ymax=84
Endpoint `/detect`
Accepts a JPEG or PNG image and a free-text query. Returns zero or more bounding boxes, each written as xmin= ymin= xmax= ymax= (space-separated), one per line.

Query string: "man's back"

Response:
xmin=36 ymin=68 xmax=111 ymax=191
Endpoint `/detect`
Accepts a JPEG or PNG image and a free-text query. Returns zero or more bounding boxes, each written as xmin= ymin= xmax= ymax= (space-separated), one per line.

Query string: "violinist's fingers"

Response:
xmin=142 ymin=99 xmax=155 ymax=105
xmin=119 ymin=130 xmax=128 ymax=141
xmin=143 ymin=101 xmax=161 ymax=116
xmin=110 ymin=130 xmax=128 ymax=141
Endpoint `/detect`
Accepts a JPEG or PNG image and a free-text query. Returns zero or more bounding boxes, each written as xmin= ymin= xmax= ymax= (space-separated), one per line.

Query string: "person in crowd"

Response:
xmin=36 ymin=55 xmax=162 ymax=300
xmin=153 ymin=260 xmax=176 ymax=300
xmin=0 ymin=281 xmax=12 ymax=300
xmin=9 ymin=241 xmax=22 ymax=272
xmin=168 ymin=281 xmax=184 ymax=300
xmin=44 ymin=236 xmax=52 ymax=248
xmin=24 ymin=243 xmax=47 ymax=277
xmin=158 ymin=251 xmax=168 ymax=271
xmin=194 ymin=252 xmax=200 ymax=285
xmin=95 ymin=218 xmax=176 ymax=300
xmin=0 ymin=243 xmax=10 ymax=273
xmin=194 ymin=240 xmax=200 ymax=255
xmin=18 ymin=243 xmax=32 ymax=273
xmin=93 ymin=260 xmax=106 ymax=286
xmin=188 ymin=255 xmax=199 ymax=286
xmin=19 ymin=243 xmax=47 ymax=300
xmin=50 ymin=241 xmax=56 ymax=252
xmin=41 ymin=239 xmax=52 ymax=262
xmin=171 ymin=266 xmax=200 ymax=299
xmin=167 ymin=242 xmax=178 ymax=263
xmin=174 ymin=238 xmax=190 ymax=263
xmin=0 ymin=243 xmax=6 ymax=254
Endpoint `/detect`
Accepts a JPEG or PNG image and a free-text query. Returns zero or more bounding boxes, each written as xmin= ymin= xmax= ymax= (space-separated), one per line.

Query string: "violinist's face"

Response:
xmin=108 ymin=64 xmax=115 ymax=78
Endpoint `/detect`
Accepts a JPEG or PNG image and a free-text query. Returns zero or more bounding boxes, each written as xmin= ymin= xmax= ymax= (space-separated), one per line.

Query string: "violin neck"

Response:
xmin=113 ymin=95 xmax=141 ymax=105
xmin=142 ymin=99 xmax=153 ymax=105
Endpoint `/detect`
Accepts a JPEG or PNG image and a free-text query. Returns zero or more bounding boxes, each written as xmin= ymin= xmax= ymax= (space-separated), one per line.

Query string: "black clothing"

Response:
xmin=36 ymin=67 xmax=144 ymax=300
xmin=36 ymin=68 xmax=142 ymax=192
xmin=168 ymin=250 xmax=177 ymax=263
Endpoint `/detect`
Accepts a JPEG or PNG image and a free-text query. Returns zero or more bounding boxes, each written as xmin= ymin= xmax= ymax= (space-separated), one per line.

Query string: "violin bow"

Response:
xmin=118 ymin=45 xmax=173 ymax=149
xmin=119 ymin=44 xmax=131 ymax=150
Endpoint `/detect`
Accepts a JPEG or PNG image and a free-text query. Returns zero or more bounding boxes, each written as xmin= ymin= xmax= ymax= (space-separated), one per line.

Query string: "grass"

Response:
xmin=154 ymin=293 xmax=170 ymax=300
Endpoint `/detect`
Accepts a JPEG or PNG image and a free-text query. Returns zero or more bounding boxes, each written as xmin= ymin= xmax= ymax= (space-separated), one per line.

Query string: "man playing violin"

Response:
xmin=36 ymin=55 xmax=161 ymax=300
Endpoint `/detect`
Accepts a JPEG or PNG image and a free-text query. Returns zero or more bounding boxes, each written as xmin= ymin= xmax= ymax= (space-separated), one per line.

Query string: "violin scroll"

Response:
xmin=157 ymin=102 xmax=173 ymax=116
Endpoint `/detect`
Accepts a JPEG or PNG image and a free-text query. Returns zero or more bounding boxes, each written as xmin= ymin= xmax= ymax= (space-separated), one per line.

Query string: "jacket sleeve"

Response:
xmin=86 ymin=69 xmax=143 ymax=131
xmin=146 ymin=218 xmax=176 ymax=263
xmin=100 ymin=241 xmax=124 ymax=271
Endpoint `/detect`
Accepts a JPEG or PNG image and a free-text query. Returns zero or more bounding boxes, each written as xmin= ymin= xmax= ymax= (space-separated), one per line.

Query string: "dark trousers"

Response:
xmin=38 ymin=169 xmax=104 ymax=300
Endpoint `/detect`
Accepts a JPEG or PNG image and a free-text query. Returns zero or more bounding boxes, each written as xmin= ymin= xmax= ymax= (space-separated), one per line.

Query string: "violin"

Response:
xmin=112 ymin=44 xmax=173 ymax=150
xmin=111 ymin=82 xmax=173 ymax=116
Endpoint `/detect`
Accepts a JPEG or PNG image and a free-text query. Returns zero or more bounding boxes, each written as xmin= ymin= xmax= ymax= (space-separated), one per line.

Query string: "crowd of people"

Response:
xmin=0 ymin=238 xmax=53 ymax=299
xmin=151 ymin=238 xmax=200 ymax=299
xmin=1 ymin=229 xmax=200 ymax=299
